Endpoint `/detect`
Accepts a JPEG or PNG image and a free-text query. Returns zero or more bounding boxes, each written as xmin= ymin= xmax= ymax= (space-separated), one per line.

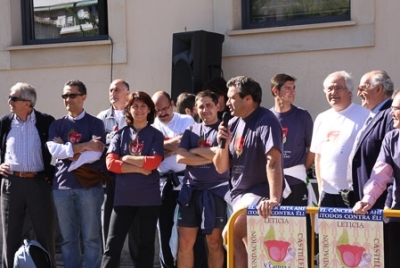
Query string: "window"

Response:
xmin=242 ymin=0 xmax=350 ymax=29
xmin=22 ymin=0 xmax=108 ymax=44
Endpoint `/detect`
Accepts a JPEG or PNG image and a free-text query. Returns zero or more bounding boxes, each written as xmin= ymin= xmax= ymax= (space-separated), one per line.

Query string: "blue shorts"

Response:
xmin=177 ymin=190 xmax=227 ymax=229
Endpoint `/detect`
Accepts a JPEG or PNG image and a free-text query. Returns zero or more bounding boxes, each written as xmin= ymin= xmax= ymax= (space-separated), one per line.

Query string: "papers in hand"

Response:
xmin=68 ymin=151 xmax=102 ymax=172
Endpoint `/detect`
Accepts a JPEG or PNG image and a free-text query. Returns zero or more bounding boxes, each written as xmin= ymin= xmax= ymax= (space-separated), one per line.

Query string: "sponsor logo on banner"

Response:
xmin=247 ymin=206 xmax=308 ymax=268
xmin=318 ymin=207 xmax=384 ymax=267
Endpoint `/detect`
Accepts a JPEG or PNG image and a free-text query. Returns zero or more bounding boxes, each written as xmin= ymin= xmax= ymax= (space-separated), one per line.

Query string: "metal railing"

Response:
xmin=223 ymin=207 xmax=400 ymax=268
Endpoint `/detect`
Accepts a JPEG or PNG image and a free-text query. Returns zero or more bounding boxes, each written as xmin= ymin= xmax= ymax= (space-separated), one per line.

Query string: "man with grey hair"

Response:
xmin=310 ymin=71 xmax=369 ymax=207
xmin=350 ymin=70 xmax=394 ymax=209
xmin=97 ymin=79 xmax=143 ymax=265
xmin=0 ymin=83 xmax=56 ymax=267
xmin=352 ymin=87 xmax=400 ymax=268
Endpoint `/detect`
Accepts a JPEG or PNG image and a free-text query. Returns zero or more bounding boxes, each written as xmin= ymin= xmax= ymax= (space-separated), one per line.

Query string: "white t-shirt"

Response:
xmin=152 ymin=112 xmax=195 ymax=174
xmin=310 ymin=103 xmax=369 ymax=194
xmin=113 ymin=110 xmax=124 ymax=125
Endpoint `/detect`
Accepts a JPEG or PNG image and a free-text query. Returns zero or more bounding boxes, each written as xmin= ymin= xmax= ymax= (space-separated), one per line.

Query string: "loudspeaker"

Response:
xmin=171 ymin=30 xmax=224 ymax=103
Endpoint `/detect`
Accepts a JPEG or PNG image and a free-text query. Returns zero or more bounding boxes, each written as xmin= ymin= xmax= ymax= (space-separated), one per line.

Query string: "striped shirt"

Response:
xmin=5 ymin=112 xmax=44 ymax=172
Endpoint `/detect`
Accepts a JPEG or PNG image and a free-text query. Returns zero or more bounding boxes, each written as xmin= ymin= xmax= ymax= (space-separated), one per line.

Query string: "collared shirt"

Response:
xmin=97 ymin=107 xmax=127 ymax=146
xmin=347 ymin=98 xmax=392 ymax=186
xmin=5 ymin=112 xmax=44 ymax=172
xmin=67 ymin=110 xmax=86 ymax=121
xmin=370 ymin=98 xmax=391 ymax=118
xmin=362 ymin=161 xmax=392 ymax=207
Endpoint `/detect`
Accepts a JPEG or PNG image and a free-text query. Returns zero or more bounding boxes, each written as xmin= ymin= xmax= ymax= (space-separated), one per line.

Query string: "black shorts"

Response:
xmin=281 ymin=182 xmax=308 ymax=206
xmin=178 ymin=190 xmax=227 ymax=229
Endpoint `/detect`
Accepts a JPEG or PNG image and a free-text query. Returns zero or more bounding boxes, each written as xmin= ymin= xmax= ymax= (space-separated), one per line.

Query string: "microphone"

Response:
xmin=220 ymin=112 xmax=230 ymax=149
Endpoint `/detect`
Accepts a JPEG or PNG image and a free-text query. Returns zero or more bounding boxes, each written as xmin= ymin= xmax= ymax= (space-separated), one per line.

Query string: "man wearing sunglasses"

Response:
xmin=47 ymin=80 xmax=106 ymax=268
xmin=0 ymin=83 xmax=56 ymax=267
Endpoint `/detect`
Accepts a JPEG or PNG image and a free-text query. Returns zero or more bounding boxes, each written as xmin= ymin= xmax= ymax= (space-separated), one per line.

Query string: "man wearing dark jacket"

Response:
xmin=0 ymin=82 xmax=56 ymax=268
xmin=350 ymin=70 xmax=394 ymax=208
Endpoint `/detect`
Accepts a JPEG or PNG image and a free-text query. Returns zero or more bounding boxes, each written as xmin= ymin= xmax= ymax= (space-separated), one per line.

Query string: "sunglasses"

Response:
xmin=9 ymin=96 xmax=27 ymax=102
xmin=61 ymin=93 xmax=84 ymax=99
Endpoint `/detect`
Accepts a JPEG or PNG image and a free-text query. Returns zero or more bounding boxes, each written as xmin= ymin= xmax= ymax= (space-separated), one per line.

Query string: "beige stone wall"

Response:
xmin=0 ymin=0 xmax=399 ymax=120
xmin=0 ymin=0 xmax=399 ymax=265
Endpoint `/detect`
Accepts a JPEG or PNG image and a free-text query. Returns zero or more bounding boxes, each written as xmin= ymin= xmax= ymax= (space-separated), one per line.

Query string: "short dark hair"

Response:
xmin=227 ymin=76 xmax=262 ymax=104
xmin=125 ymin=91 xmax=156 ymax=126
xmin=176 ymin=92 xmax=196 ymax=114
xmin=65 ymin=80 xmax=87 ymax=95
xmin=195 ymin=90 xmax=219 ymax=106
xmin=270 ymin=73 xmax=296 ymax=96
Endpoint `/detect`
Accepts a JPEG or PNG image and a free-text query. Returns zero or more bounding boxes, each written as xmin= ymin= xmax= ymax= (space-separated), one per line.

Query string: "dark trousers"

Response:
xmin=158 ymin=189 xmax=208 ymax=268
xmin=384 ymin=221 xmax=400 ymax=268
xmin=320 ymin=191 xmax=347 ymax=208
xmin=158 ymin=190 xmax=179 ymax=268
xmin=102 ymin=205 xmax=160 ymax=268
xmin=281 ymin=183 xmax=312 ymax=268
xmin=102 ymin=179 xmax=140 ymax=265
xmin=1 ymin=175 xmax=56 ymax=268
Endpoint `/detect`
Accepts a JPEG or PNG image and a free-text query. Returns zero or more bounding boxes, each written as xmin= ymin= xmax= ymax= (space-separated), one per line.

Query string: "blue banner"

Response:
xmin=318 ymin=207 xmax=383 ymax=222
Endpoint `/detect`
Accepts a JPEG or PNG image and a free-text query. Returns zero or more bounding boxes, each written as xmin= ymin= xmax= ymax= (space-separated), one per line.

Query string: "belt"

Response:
xmin=11 ymin=171 xmax=43 ymax=178
xmin=159 ymin=171 xmax=184 ymax=187
xmin=159 ymin=171 xmax=185 ymax=177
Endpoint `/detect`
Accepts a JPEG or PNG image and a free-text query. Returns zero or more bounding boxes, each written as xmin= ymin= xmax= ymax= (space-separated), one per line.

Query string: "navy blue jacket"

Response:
xmin=351 ymin=99 xmax=393 ymax=208
xmin=178 ymin=183 xmax=229 ymax=235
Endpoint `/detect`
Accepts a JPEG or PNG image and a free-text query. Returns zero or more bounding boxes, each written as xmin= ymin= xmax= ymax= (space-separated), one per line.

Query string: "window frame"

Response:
xmin=21 ymin=0 xmax=109 ymax=45
xmin=242 ymin=0 xmax=351 ymax=29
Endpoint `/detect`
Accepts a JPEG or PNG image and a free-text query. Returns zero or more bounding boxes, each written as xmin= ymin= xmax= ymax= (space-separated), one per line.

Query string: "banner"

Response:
xmin=247 ymin=205 xmax=308 ymax=268
xmin=318 ymin=207 xmax=384 ymax=267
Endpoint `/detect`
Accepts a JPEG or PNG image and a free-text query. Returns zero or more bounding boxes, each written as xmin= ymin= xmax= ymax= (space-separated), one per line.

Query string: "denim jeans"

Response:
xmin=53 ymin=187 xmax=104 ymax=268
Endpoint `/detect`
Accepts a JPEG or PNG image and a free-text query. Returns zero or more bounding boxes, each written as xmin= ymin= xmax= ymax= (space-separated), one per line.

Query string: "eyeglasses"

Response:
xmin=155 ymin=105 xmax=171 ymax=114
xmin=61 ymin=93 xmax=84 ymax=99
xmin=358 ymin=84 xmax=374 ymax=91
xmin=391 ymin=106 xmax=400 ymax=112
xmin=324 ymin=86 xmax=347 ymax=93
xmin=8 ymin=96 xmax=27 ymax=102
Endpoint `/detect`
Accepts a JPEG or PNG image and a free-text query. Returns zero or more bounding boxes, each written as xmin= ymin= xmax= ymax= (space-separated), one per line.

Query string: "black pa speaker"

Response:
xmin=171 ymin=30 xmax=224 ymax=103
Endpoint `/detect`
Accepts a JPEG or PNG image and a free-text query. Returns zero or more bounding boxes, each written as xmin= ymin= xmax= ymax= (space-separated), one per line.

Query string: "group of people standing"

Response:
xmin=308 ymin=70 xmax=399 ymax=268
xmin=0 ymin=69 xmax=398 ymax=268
